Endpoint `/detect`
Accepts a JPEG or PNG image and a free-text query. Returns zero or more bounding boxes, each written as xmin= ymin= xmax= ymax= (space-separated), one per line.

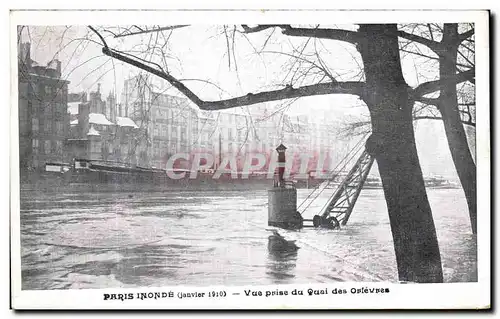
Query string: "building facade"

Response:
xmin=122 ymin=75 xmax=199 ymax=169
xmin=18 ymin=42 xmax=70 ymax=173
xmin=67 ymin=89 xmax=142 ymax=165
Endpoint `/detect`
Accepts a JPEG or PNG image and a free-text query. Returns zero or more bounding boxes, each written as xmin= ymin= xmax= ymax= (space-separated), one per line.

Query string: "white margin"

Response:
xmin=8 ymin=9 xmax=491 ymax=310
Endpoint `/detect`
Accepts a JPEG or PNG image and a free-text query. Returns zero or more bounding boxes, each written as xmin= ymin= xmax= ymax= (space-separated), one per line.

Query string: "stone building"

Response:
xmin=121 ymin=75 xmax=199 ymax=169
xmin=66 ymin=89 xmax=141 ymax=165
xmin=18 ymin=42 xmax=70 ymax=173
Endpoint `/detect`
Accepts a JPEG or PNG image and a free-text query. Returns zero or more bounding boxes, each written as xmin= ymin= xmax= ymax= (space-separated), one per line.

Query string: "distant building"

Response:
xmin=18 ymin=42 xmax=70 ymax=172
xmin=66 ymin=88 xmax=142 ymax=165
xmin=121 ymin=75 xmax=199 ymax=169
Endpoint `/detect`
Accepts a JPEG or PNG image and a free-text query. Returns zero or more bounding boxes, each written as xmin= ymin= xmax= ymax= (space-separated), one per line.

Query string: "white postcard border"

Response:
xmin=9 ymin=9 xmax=490 ymax=310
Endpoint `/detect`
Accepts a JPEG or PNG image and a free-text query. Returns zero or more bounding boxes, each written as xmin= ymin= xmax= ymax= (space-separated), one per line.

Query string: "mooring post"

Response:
xmin=267 ymin=144 xmax=302 ymax=229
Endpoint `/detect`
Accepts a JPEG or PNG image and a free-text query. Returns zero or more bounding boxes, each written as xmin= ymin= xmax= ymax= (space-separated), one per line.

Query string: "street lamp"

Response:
xmin=276 ymin=143 xmax=287 ymax=187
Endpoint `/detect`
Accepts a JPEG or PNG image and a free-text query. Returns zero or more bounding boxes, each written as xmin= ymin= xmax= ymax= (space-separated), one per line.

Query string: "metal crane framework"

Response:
xmin=302 ymin=150 xmax=375 ymax=229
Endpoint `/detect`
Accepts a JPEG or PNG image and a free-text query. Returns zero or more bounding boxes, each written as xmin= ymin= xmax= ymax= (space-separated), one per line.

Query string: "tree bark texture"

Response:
xmin=358 ymin=24 xmax=444 ymax=283
xmin=439 ymin=24 xmax=477 ymax=234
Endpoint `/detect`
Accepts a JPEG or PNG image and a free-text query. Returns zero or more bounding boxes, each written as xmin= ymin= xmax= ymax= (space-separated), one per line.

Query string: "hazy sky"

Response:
xmin=18 ymin=25 xmax=474 ymax=179
xmin=19 ymin=25 xmax=437 ymax=116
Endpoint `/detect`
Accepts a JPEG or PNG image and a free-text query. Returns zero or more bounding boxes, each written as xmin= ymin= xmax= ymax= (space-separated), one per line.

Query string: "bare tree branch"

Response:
xmin=415 ymin=96 xmax=441 ymax=106
xmin=280 ymin=25 xmax=361 ymax=44
xmin=88 ymin=25 xmax=108 ymax=48
xmin=114 ymin=25 xmax=189 ymax=38
xmin=413 ymin=68 xmax=475 ymax=97
xmin=102 ymin=46 xmax=365 ymax=111
xmin=459 ymin=28 xmax=475 ymax=42
xmin=242 ymin=25 xmax=361 ymax=44
xmin=414 ymin=115 xmax=475 ymax=127
xmin=398 ymin=30 xmax=440 ymax=51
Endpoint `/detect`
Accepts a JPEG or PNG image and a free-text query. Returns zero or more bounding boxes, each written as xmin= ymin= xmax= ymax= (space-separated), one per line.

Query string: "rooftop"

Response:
xmin=116 ymin=116 xmax=139 ymax=129
xmin=89 ymin=113 xmax=114 ymax=126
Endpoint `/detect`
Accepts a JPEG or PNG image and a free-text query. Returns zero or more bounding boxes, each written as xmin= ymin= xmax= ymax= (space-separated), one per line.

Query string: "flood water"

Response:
xmin=19 ymin=187 xmax=477 ymax=290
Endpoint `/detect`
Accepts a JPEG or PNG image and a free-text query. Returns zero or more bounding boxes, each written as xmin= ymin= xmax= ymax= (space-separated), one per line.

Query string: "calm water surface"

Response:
xmin=20 ymin=188 xmax=477 ymax=290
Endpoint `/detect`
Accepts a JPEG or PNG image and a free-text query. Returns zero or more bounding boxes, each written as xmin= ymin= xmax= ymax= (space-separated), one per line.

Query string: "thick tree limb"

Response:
xmin=242 ymin=25 xmax=361 ymax=44
xmin=413 ymin=68 xmax=475 ymax=98
xmin=414 ymin=115 xmax=475 ymax=127
xmin=280 ymin=26 xmax=361 ymax=44
xmin=459 ymin=28 xmax=475 ymax=42
xmin=88 ymin=25 xmax=108 ymax=48
xmin=241 ymin=24 xmax=285 ymax=33
xmin=415 ymin=96 xmax=441 ymax=106
xmin=400 ymin=27 xmax=475 ymax=55
xmin=102 ymin=46 xmax=365 ymax=110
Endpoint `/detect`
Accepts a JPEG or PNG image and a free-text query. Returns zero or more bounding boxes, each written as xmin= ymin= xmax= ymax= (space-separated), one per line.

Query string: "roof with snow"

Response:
xmin=116 ymin=116 xmax=139 ymax=129
xmin=89 ymin=113 xmax=114 ymax=126
xmin=87 ymin=125 xmax=100 ymax=136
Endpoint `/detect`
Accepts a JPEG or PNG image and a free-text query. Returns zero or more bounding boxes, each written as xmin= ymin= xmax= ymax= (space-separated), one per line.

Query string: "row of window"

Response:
xmin=153 ymin=124 xmax=189 ymax=141
xmin=31 ymin=139 xmax=63 ymax=155
xmin=152 ymin=141 xmax=185 ymax=157
xmin=32 ymin=118 xmax=65 ymax=134
xmin=31 ymin=102 xmax=67 ymax=113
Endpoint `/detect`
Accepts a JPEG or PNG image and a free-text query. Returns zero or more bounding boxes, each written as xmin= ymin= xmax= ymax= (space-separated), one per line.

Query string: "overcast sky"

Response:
xmin=18 ymin=24 xmax=474 ymax=179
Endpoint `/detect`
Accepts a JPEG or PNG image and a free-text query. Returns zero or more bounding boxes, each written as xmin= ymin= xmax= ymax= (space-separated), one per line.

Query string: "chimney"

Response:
xmin=56 ymin=60 xmax=61 ymax=76
xmin=101 ymin=100 xmax=107 ymax=117
xmin=107 ymin=92 xmax=116 ymax=122
xmin=78 ymin=103 xmax=90 ymax=138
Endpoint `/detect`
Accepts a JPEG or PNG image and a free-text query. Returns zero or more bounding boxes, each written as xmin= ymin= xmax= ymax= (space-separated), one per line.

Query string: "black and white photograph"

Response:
xmin=9 ymin=9 xmax=490 ymax=310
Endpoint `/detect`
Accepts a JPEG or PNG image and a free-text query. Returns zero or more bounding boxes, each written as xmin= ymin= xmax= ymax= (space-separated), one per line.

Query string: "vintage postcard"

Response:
xmin=9 ymin=9 xmax=490 ymax=310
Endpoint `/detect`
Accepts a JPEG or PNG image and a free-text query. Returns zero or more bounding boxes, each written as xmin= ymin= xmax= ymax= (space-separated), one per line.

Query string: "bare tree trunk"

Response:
xmin=439 ymin=24 xmax=477 ymax=234
xmin=358 ymin=24 xmax=443 ymax=283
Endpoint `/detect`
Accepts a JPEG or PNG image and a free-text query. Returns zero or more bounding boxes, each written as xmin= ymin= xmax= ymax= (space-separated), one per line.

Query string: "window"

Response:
xmin=170 ymin=143 xmax=177 ymax=153
xmin=160 ymin=142 xmax=167 ymax=156
xmin=154 ymin=124 xmax=159 ymax=136
xmin=45 ymin=86 xmax=52 ymax=94
xmin=101 ymin=143 xmax=108 ymax=157
xmin=44 ymin=120 xmax=51 ymax=133
xmin=44 ymin=140 xmax=51 ymax=154
xmin=31 ymin=118 xmax=39 ymax=132
xmin=56 ymin=121 xmax=63 ymax=134
xmin=32 ymin=139 xmax=39 ymax=154
xmin=92 ymin=141 xmax=101 ymax=153
xmin=180 ymin=128 xmax=186 ymax=142
xmin=154 ymin=141 xmax=160 ymax=157
xmin=171 ymin=127 xmax=178 ymax=140
xmin=55 ymin=140 xmax=63 ymax=154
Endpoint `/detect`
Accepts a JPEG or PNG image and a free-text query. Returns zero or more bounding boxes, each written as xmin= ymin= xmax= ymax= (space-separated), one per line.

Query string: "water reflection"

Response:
xmin=266 ymin=230 xmax=299 ymax=283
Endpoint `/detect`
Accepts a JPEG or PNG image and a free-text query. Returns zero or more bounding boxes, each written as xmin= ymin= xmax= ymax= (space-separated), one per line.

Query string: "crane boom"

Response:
xmin=320 ymin=150 xmax=375 ymax=226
